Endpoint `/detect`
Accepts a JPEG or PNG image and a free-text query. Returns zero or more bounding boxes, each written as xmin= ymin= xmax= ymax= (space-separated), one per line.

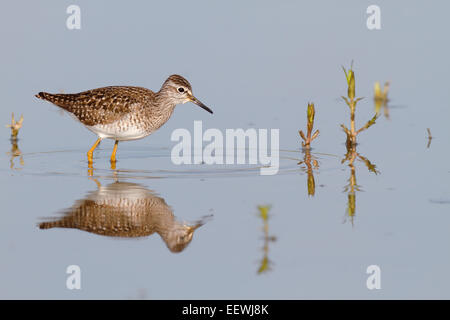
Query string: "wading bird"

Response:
xmin=36 ymin=75 xmax=212 ymax=164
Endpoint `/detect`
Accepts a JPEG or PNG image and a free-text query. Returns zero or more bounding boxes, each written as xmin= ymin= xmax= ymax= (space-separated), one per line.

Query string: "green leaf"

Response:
xmin=341 ymin=96 xmax=350 ymax=106
xmin=299 ymin=130 xmax=306 ymax=141
xmin=257 ymin=205 xmax=271 ymax=221
xmin=348 ymin=70 xmax=355 ymax=100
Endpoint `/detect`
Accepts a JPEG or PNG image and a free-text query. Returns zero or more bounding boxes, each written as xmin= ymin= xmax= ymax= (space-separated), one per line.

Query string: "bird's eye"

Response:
xmin=178 ymin=87 xmax=185 ymax=93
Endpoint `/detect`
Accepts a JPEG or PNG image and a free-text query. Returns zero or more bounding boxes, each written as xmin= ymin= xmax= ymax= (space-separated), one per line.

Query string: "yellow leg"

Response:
xmin=88 ymin=177 xmax=102 ymax=189
xmin=110 ymin=140 xmax=119 ymax=163
xmin=87 ymin=138 xmax=102 ymax=163
xmin=88 ymin=161 xmax=94 ymax=177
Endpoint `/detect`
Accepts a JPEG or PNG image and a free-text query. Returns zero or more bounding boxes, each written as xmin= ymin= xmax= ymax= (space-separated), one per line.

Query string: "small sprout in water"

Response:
xmin=341 ymin=144 xmax=379 ymax=227
xmin=340 ymin=62 xmax=378 ymax=147
xmin=298 ymin=148 xmax=319 ymax=197
xmin=256 ymin=205 xmax=276 ymax=274
xmin=374 ymin=81 xmax=390 ymax=118
xmin=299 ymin=102 xmax=319 ymax=149
xmin=374 ymin=81 xmax=390 ymax=101
xmin=257 ymin=205 xmax=271 ymax=221
xmin=6 ymin=113 xmax=24 ymax=138
xmin=427 ymin=128 xmax=433 ymax=149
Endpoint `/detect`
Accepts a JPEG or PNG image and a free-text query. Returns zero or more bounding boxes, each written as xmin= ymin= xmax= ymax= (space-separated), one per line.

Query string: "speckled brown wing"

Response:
xmin=35 ymin=86 xmax=154 ymax=126
xmin=38 ymin=199 xmax=158 ymax=237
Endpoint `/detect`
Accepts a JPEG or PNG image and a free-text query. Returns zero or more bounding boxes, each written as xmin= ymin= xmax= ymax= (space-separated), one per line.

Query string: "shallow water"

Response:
xmin=2 ymin=1 xmax=450 ymax=299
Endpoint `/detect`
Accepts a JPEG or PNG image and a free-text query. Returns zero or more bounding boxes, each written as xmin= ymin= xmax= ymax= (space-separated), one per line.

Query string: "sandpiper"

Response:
xmin=35 ymin=75 xmax=213 ymax=163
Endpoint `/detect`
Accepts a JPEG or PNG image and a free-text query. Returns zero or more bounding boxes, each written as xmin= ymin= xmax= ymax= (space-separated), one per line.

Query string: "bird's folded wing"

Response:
xmin=36 ymin=86 xmax=152 ymax=126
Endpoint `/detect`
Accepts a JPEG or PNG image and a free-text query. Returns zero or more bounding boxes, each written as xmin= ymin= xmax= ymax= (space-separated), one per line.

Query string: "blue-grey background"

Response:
xmin=1 ymin=0 xmax=450 ymax=299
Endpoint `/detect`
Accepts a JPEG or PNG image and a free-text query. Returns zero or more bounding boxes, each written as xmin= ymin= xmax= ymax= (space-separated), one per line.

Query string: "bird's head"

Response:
xmin=159 ymin=74 xmax=213 ymax=114
xmin=165 ymin=223 xmax=203 ymax=253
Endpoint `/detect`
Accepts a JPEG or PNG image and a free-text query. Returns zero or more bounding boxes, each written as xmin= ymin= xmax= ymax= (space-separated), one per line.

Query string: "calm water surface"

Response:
xmin=1 ymin=1 xmax=450 ymax=299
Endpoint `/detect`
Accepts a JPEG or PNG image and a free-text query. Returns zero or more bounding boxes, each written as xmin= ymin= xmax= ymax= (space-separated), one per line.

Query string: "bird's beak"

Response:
xmin=184 ymin=214 xmax=213 ymax=235
xmin=186 ymin=222 xmax=204 ymax=235
xmin=190 ymin=95 xmax=213 ymax=114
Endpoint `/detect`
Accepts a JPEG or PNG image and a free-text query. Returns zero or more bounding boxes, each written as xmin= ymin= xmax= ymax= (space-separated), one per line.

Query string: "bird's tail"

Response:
xmin=38 ymin=221 xmax=58 ymax=229
xmin=35 ymin=92 xmax=77 ymax=112
xmin=38 ymin=219 xmax=69 ymax=229
xmin=35 ymin=91 xmax=53 ymax=101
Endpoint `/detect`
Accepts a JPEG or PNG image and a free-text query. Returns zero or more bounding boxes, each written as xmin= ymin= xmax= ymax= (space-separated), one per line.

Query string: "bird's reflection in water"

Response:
xmin=39 ymin=180 xmax=211 ymax=253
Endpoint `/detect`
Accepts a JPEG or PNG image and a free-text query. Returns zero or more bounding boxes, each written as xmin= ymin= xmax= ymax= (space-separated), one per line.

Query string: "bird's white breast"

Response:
xmin=87 ymin=123 xmax=150 ymax=141
xmin=87 ymin=111 xmax=154 ymax=141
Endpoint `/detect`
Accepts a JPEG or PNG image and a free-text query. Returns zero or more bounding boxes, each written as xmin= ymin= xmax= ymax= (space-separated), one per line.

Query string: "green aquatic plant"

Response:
xmin=6 ymin=113 xmax=23 ymax=139
xmin=258 ymin=205 xmax=271 ymax=221
xmin=374 ymin=81 xmax=390 ymax=119
xmin=257 ymin=205 xmax=276 ymax=274
xmin=6 ymin=136 xmax=24 ymax=170
xmin=340 ymin=63 xmax=378 ymax=148
xmin=427 ymin=128 xmax=433 ymax=149
xmin=342 ymin=146 xmax=360 ymax=225
xmin=298 ymin=148 xmax=319 ymax=196
xmin=341 ymin=144 xmax=379 ymax=226
xmin=299 ymin=102 xmax=319 ymax=149
xmin=5 ymin=113 xmax=24 ymax=170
